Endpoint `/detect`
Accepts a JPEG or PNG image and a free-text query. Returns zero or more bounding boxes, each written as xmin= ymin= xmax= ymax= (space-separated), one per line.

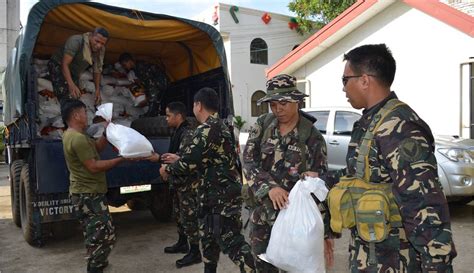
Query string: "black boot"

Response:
xmin=164 ymin=233 xmax=189 ymax=254
xmin=87 ymin=261 xmax=108 ymax=273
xmin=204 ymin=263 xmax=217 ymax=273
xmin=176 ymin=243 xmax=202 ymax=268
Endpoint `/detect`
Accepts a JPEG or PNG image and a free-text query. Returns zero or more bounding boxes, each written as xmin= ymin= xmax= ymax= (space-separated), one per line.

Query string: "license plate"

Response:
xmin=120 ymin=184 xmax=152 ymax=194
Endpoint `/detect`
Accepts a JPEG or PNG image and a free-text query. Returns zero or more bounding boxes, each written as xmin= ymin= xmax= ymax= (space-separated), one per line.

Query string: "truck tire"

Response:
xmin=150 ymin=187 xmax=172 ymax=222
xmin=131 ymin=116 xmax=172 ymax=137
xmin=126 ymin=199 xmax=147 ymax=211
xmin=19 ymin=164 xmax=42 ymax=246
xmin=10 ymin=160 xmax=24 ymax=227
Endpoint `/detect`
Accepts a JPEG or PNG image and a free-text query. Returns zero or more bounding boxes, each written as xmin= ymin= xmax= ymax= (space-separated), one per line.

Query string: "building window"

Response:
xmin=251 ymin=90 xmax=268 ymax=116
xmin=250 ymin=38 xmax=268 ymax=65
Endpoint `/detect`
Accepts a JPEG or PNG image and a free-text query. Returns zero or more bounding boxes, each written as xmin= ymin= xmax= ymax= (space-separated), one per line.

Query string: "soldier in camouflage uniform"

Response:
xmin=119 ymin=53 xmax=169 ymax=116
xmin=243 ymin=74 xmax=334 ymax=273
xmin=151 ymin=88 xmax=255 ymax=273
xmin=49 ymin=27 xmax=108 ymax=103
xmin=339 ymin=44 xmax=456 ymax=272
xmin=61 ymin=99 xmax=124 ymax=273
xmin=160 ymin=102 xmax=202 ymax=268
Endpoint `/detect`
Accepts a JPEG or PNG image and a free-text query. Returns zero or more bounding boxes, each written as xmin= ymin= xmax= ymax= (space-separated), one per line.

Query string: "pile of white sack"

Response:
xmin=34 ymin=58 xmax=149 ymax=139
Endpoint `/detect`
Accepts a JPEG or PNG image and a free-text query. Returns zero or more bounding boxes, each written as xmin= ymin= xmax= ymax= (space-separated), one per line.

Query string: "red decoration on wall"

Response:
xmin=261 ymin=12 xmax=271 ymax=24
xmin=212 ymin=5 xmax=219 ymax=25
xmin=288 ymin=17 xmax=298 ymax=30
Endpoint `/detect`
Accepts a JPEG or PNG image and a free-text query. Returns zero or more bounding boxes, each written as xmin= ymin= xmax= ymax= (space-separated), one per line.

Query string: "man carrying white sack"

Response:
xmin=61 ymin=99 xmax=124 ymax=273
xmin=242 ymin=74 xmax=335 ymax=272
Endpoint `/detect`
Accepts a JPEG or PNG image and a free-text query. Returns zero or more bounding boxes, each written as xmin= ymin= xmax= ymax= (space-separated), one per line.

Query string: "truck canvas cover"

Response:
xmin=5 ymin=0 xmax=232 ymax=123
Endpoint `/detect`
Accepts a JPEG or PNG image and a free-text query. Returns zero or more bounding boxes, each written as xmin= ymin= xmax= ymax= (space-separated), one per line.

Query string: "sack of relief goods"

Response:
xmin=95 ymin=103 xmax=153 ymax=158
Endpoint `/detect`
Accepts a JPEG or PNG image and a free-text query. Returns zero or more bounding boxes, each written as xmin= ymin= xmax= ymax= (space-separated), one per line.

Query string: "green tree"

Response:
xmin=289 ymin=0 xmax=355 ymax=34
xmin=233 ymin=116 xmax=246 ymax=131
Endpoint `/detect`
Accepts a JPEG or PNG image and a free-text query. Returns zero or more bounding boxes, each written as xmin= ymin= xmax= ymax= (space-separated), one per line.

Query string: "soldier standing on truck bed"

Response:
xmin=49 ymin=27 xmax=108 ymax=104
xmin=61 ymin=99 xmax=125 ymax=273
xmin=160 ymin=101 xmax=202 ymax=268
xmin=148 ymin=88 xmax=256 ymax=273
xmin=119 ymin=52 xmax=169 ymax=117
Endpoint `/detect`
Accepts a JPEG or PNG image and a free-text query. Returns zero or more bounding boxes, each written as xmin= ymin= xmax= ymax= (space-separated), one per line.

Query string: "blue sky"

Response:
xmin=20 ymin=0 xmax=296 ymax=26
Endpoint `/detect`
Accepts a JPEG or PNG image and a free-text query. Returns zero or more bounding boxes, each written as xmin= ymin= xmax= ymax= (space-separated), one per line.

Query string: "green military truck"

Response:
xmin=3 ymin=0 xmax=235 ymax=246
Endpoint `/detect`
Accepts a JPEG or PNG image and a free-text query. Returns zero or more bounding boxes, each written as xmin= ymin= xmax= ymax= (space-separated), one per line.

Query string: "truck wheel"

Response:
xmin=19 ymin=164 xmax=42 ymax=246
xmin=10 ymin=160 xmax=24 ymax=227
xmin=126 ymin=199 xmax=147 ymax=210
xmin=150 ymin=188 xmax=172 ymax=222
xmin=131 ymin=116 xmax=172 ymax=137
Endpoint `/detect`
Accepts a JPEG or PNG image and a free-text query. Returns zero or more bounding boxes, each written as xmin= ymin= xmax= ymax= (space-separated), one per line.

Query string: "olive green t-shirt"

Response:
xmin=51 ymin=33 xmax=105 ymax=83
xmin=62 ymin=130 xmax=107 ymax=193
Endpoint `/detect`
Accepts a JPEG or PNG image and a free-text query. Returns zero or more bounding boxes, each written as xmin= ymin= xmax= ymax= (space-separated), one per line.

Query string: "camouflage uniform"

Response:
xmin=168 ymin=121 xmax=199 ymax=245
xmin=166 ymin=113 xmax=255 ymax=273
xmin=243 ymin=73 xmax=330 ymax=273
xmin=48 ymin=61 xmax=73 ymax=100
xmin=70 ymin=193 xmax=116 ymax=270
xmin=243 ymin=113 xmax=329 ymax=272
xmin=133 ymin=61 xmax=168 ymax=106
xmin=345 ymin=92 xmax=456 ymax=272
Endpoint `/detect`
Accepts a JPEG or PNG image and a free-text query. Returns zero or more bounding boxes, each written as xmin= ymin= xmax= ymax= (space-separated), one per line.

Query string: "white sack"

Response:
xmin=37 ymin=78 xmax=53 ymax=91
xmin=260 ymin=177 xmax=328 ymax=273
xmin=95 ymin=103 xmax=153 ymax=158
xmin=79 ymin=80 xmax=95 ymax=93
xmin=101 ymin=85 xmax=115 ymax=97
xmin=101 ymin=75 xmax=117 ymax=86
xmin=80 ymin=70 xmax=93 ymax=81
xmin=116 ymin=78 xmax=132 ymax=86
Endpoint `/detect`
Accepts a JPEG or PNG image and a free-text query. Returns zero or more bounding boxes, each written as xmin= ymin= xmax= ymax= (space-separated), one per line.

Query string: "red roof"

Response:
xmin=266 ymin=0 xmax=474 ymax=79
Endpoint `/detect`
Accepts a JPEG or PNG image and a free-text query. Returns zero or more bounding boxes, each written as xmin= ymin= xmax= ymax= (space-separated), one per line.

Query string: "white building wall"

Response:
xmin=195 ymin=3 xmax=309 ymax=130
xmin=294 ymin=1 xmax=473 ymax=136
xmin=0 ymin=0 xmax=20 ymax=70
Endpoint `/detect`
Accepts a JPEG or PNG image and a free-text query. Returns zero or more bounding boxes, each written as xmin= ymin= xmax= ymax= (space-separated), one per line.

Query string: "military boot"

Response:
xmin=204 ymin=263 xmax=217 ymax=273
xmin=164 ymin=232 xmax=189 ymax=254
xmin=176 ymin=243 xmax=202 ymax=268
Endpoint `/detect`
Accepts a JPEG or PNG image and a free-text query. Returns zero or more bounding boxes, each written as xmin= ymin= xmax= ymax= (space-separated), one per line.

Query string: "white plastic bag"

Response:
xmin=95 ymin=103 xmax=153 ymax=158
xmin=260 ymin=177 xmax=328 ymax=273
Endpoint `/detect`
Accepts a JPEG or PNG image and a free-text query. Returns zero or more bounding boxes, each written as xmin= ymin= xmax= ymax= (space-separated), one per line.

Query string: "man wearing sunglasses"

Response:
xmin=337 ymin=44 xmax=456 ymax=272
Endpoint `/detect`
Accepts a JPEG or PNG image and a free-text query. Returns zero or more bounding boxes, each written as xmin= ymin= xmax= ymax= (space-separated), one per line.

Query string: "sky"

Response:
xmin=20 ymin=0 xmax=296 ymax=27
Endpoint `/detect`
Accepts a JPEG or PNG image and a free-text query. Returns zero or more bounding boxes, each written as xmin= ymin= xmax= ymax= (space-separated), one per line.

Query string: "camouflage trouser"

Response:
xmin=176 ymin=189 xmax=199 ymax=245
xmin=142 ymin=66 xmax=166 ymax=103
xmin=71 ymin=193 xmax=116 ymax=270
xmin=171 ymin=189 xmax=184 ymax=235
xmin=47 ymin=60 xmax=75 ymax=101
xmin=249 ymin=201 xmax=281 ymax=273
xmin=348 ymin=228 xmax=454 ymax=273
xmin=199 ymin=213 xmax=255 ymax=273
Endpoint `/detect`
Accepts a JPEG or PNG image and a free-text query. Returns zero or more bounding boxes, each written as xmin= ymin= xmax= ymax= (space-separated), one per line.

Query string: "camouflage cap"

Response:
xmin=257 ymin=74 xmax=308 ymax=105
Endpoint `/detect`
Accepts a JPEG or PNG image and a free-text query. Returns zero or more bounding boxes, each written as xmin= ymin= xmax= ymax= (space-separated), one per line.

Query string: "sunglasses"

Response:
xmin=341 ymin=74 xmax=377 ymax=86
